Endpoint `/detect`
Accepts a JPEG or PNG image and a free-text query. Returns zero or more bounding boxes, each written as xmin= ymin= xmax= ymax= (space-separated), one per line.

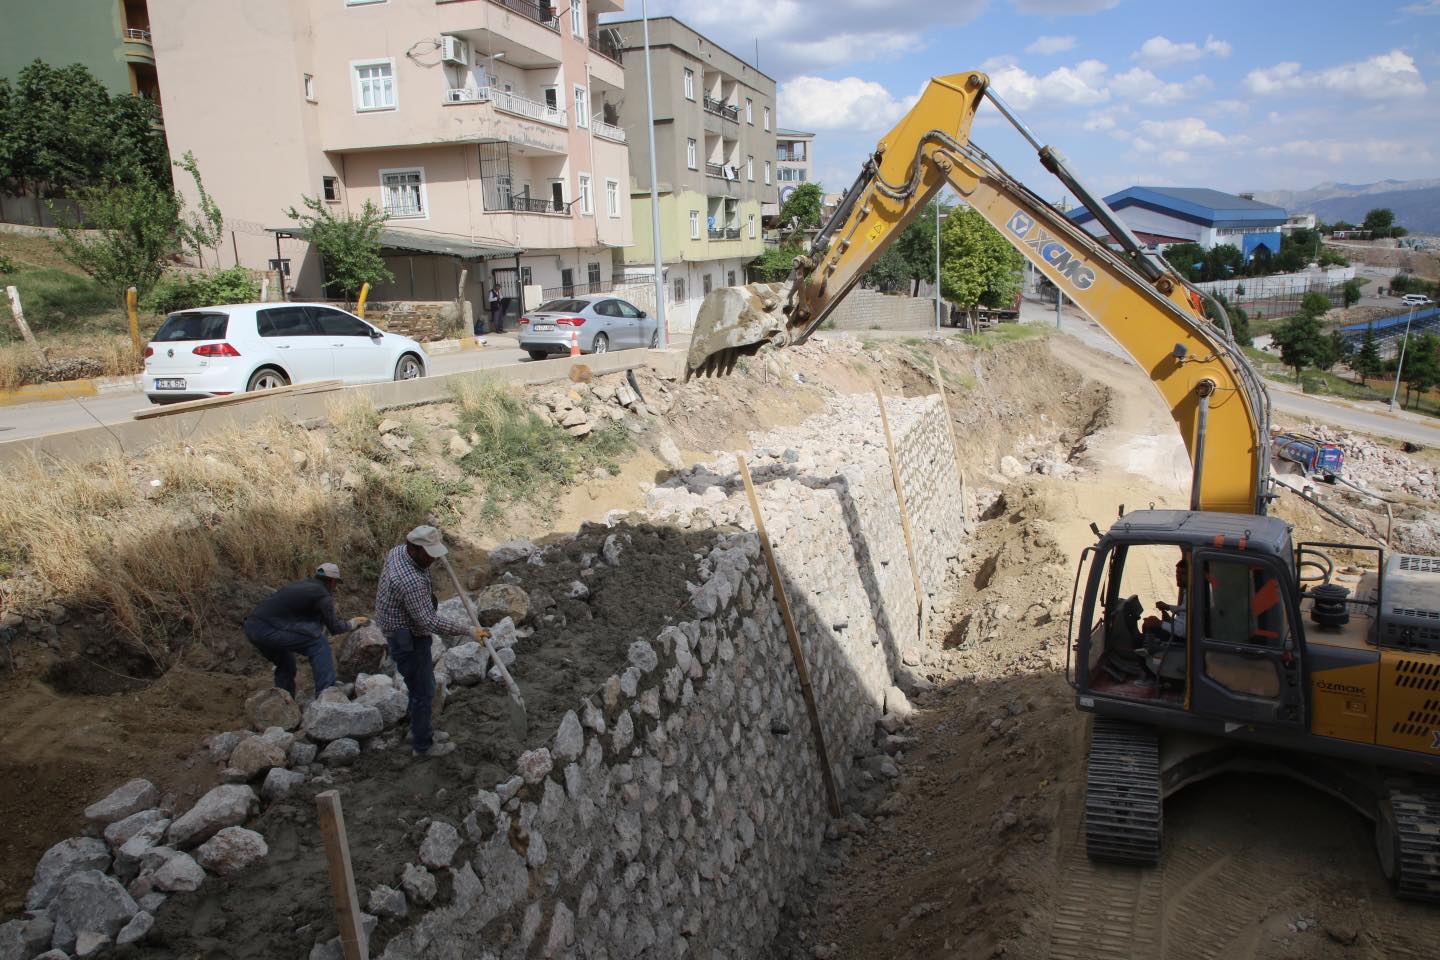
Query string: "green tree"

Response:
xmin=1342 ymin=280 xmax=1362 ymax=308
xmin=1204 ymin=293 xmax=1252 ymax=347
xmin=1272 ymin=312 xmax=1327 ymax=382
xmin=1403 ymin=332 xmax=1440 ymax=410
xmin=1206 ymin=243 xmax=1244 ymax=280
xmin=1319 ymin=248 xmax=1350 ymax=268
xmin=1318 ymin=330 xmax=1352 ymax=372
xmin=50 ymin=178 xmax=181 ymax=302
xmin=147 ymin=266 xmax=260 ymax=314
xmin=173 ymin=151 xmax=224 ymax=267
xmin=284 ymin=195 xmax=392 ymax=301
xmin=938 ymin=207 xmax=1023 ymax=317
xmin=777 ymin=183 xmax=823 ymax=234
xmin=863 ymin=246 xmax=909 ymax=294
xmin=1162 ymin=242 xmax=1208 ymax=281
xmin=893 ymin=200 xmax=945 ymax=296
xmin=1353 ymin=325 xmax=1383 ymax=384
xmin=1363 ymin=208 xmax=1396 ymax=238
xmin=752 ymin=243 xmax=801 ymax=283
xmin=1301 ymin=291 xmax=1331 ymax=319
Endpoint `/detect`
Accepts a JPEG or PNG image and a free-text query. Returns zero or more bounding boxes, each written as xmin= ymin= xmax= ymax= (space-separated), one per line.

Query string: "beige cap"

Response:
xmin=315 ymin=562 xmax=342 ymax=580
xmin=406 ymin=524 xmax=448 ymax=558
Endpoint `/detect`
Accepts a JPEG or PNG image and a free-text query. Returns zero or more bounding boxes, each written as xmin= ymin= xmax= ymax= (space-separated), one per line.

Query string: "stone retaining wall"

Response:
xmin=381 ymin=394 xmax=968 ymax=959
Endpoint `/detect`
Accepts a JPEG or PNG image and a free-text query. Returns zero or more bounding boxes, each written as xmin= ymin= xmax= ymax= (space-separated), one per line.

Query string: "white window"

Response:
xmin=578 ymin=173 xmax=593 ymax=215
xmin=686 ymin=138 xmax=697 ymax=170
xmin=380 ymin=167 xmax=425 ymax=217
xmin=748 ymin=213 xmax=756 ymax=238
xmin=689 ymin=210 xmax=700 ymax=239
xmin=683 ymin=68 xmax=695 ymax=101
xmin=746 ymin=155 xmax=754 ymax=181
xmin=763 ymin=160 xmax=771 ymax=185
xmin=322 ymin=176 xmax=339 ymax=202
xmin=352 ymin=60 xmax=395 ymax=111
xmin=303 ymin=74 xmax=316 ymax=101
xmin=763 ymin=105 xmax=770 ymax=131
xmin=571 ymin=0 xmax=583 ymax=38
xmin=574 ymin=85 xmax=588 ymax=128
xmin=745 ymin=98 xmax=753 ymax=123
xmin=605 ymin=179 xmax=619 ymax=218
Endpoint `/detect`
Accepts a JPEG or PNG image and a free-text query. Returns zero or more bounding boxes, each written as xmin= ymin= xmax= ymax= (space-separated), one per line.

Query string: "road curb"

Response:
xmin=0 ymin=373 xmax=143 ymax=407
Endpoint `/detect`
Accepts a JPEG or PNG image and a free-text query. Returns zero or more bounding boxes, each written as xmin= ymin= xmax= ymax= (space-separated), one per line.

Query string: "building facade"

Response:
xmin=1069 ymin=186 xmax=1286 ymax=258
xmin=0 ymin=0 xmax=159 ymax=102
xmin=148 ymin=0 xmax=632 ymax=322
xmin=607 ymin=17 xmax=776 ymax=332
xmin=774 ymin=128 xmax=814 ymax=206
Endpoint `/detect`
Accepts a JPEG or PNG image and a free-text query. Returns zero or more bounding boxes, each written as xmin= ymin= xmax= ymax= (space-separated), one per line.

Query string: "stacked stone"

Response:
xmin=893 ymin=396 xmax=971 ymax=612
xmin=826 ymin=288 xmax=937 ymax=331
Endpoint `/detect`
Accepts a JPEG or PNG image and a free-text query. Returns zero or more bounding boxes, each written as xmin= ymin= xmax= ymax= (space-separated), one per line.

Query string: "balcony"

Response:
xmin=124 ymin=27 xmax=152 ymax=43
xmin=703 ymin=96 xmax=740 ymax=123
xmin=435 ymin=3 xmax=563 ymax=68
xmin=588 ymin=31 xmax=622 ymax=65
xmin=502 ymin=195 xmax=571 ymax=216
xmin=477 ymin=86 xmax=566 ymax=127
xmin=592 ymin=118 xmax=626 ymax=143
xmin=707 ymin=227 xmax=741 ymax=240
xmin=440 ymin=0 xmax=559 ymax=30
xmin=705 ymin=162 xmax=725 ymax=179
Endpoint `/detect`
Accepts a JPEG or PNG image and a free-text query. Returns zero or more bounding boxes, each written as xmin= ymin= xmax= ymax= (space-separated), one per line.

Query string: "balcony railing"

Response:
xmin=776 ymin=151 xmax=806 ymax=162
xmin=124 ymin=27 xmax=152 ymax=43
xmin=480 ymin=0 xmax=560 ymax=30
xmin=705 ymin=162 xmax=725 ymax=179
xmin=502 ymin=195 xmax=571 ymax=215
xmin=476 ymin=86 xmax=566 ymax=126
xmin=703 ymin=96 xmax=740 ymax=122
xmin=588 ymin=32 xmax=623 ymax=64
xmin=592 ymin=118 xmax=626 ymax=143
xmin=707 ymin=227 xmax=741 ymax=240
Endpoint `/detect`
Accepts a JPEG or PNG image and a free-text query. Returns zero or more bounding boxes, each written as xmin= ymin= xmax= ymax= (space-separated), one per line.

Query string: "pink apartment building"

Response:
xmin=149 ymin=0 xmax=632 ymax=323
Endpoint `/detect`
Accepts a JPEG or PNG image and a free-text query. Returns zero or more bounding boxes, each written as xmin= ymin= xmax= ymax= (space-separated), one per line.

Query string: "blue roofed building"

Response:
xmin=1068 ymin=186 xmax=1286 ymax=259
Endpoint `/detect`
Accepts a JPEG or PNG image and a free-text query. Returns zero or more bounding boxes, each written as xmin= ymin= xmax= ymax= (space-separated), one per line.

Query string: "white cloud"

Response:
xmin=1203 ymin=99 xmax=1250 ymax=118
xmin=1133 ymin=35 xmax=1231 ymax=67
xmin=1136 ymin=117 xmax=1228 ymax=148
xmin=1083 ymin=113 xmax=1116 ymax=131
xmin=986 ymin=58 xmax=1110 ymax=110
xmin=777 ymin=76 xmax=919 ymax=132
xmin=1010 ymin=0 xmax=1120 ymax=12
xmin=1400 ymin=0 xmax=1440 ymax=13
xmin=1256 ymin=138 xmax=1435 ymax=165
xmin=1159 ymin=149 xmax=1192 ymax=165
xmin=1110 ymin=67 xmax=1206 ymax=105
xmin=1244 ymin=50 xmax=1426 ymax=99
xmin=1026 ymin=35 xmax=1077 ymax=55
xmin=777 ymin=31 xmax=920 ymax=69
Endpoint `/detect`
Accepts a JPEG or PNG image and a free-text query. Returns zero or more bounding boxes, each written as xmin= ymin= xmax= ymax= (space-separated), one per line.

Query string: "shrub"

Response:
xmin=0 ymin=254 xmax=15 ymax=274
xmin=147 ymin=266 xmax=260 ymax=315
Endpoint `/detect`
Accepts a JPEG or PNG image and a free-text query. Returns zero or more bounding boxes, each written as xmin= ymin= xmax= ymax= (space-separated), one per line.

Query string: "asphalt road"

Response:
xmin=1034 ymin=299 xmax=1440 ymax=447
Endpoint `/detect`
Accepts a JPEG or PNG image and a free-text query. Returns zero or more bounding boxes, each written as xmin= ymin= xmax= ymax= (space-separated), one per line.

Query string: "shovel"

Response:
xmin=440 ymin=556 xmax=528 ymax=739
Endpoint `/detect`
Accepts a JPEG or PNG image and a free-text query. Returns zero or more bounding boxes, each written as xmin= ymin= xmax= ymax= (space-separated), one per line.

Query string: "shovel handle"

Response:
xmin=439 ymin=557 xmax=525 ymax=708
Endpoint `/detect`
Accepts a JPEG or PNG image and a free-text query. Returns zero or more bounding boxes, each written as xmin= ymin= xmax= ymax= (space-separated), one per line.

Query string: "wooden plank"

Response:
xmin=738 ymin=456 xmax=842 ymax=819
xmin=932 ymin=357 xmax=969 ymax=527
xmin=132 ymin=379 xmax=344 ymax=420
xmin=315 ymin=789 xmax=369 ymax=960
xmin=6 ymin=285 xmax=43 ymax=357
xmin=873 ymin=383 xmax=927 ymax=632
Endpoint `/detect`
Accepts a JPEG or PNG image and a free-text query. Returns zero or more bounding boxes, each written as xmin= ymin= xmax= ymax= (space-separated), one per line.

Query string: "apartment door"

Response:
xmin=560 ymin=268 xmax=575 ymax=297
xmin=491 ymin=267 xmax=520 ymax=323
xmin=550 ymin=181 xmax=565 ymax=214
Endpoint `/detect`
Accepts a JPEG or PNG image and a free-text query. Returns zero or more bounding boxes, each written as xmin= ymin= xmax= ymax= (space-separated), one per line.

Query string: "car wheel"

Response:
xmin=246 ymin=367 xmax=289 ymax=392
xmin=649 ymin=328 xmax=659 ymax=349
xmin=394 ymin=355 xmax=424 ymax=380
xmin=527 ymin=350 xmax=549 ymax=361
xmin=591 ymin=333 xmax=609 ymax=355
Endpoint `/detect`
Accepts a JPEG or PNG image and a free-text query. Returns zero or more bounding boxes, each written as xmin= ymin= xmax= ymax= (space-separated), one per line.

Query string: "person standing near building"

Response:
xmin=374 ymin=525 xmax=487 ymax=758
xmin=488 ymin=285 xmax=505 ymax=333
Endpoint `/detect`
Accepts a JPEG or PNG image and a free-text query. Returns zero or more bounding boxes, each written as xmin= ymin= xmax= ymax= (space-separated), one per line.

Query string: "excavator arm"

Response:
xmin=686 ymin=71 xmax=1271 ymax=516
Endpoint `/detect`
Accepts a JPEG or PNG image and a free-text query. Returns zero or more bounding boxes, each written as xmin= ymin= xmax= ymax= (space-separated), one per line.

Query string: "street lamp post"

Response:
xmin=641 ymin=0 xmax=667 ymax=347
xmin=1388 ymin=306 xmax=1417 ymax=412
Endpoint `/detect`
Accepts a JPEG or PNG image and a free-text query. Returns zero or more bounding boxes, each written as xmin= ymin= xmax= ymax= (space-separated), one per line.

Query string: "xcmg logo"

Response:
xmin=1005 ymin=210 xmax=1096 ymax=291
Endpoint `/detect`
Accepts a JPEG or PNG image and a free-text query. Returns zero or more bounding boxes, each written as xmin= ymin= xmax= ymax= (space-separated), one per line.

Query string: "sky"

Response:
xmin=603 ymin=0 xmax=1440 ymax=207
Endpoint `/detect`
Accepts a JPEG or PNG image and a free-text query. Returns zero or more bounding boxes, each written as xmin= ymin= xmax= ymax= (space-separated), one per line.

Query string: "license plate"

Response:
xmin=154 ymin=378 xmax=186 ymax=390
xmin=535 ymin=323 xmax=555 ymax=332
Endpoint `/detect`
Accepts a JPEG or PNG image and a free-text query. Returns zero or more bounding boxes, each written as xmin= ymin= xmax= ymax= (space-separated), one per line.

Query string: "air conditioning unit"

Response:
xmin=446 ymin=88 xmax=470 ymax=103
xmin=442 ymin=36 xmax=470 ymax=66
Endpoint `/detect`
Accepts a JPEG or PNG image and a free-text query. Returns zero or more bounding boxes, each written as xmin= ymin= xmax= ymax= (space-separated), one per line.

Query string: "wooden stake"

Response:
xmin=6 ymin=286 xmax=42 ymax=357
xmin=315 ymin=790 xmax=369 ymax=960
xmin=738 ymin=456 xmax=842 ymax=819
xmin=932 ymin=357 xmax=969 ymax=527
xmin=126 ymin=287 xmax=141 ymax=360
xmin=873 ymin=383 xmax=926 ymax=632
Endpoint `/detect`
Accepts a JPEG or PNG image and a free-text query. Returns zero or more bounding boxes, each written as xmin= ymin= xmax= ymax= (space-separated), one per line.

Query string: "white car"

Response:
xmin=1401 ymin=293 xmax=1433 ymax=306
xmin=143 ymin=302 xmax=428 ymax=403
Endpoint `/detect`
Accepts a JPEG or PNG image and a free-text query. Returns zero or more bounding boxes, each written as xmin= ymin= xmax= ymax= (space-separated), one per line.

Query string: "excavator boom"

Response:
xmin=686 ymin=71 xmax=1271 ymax=516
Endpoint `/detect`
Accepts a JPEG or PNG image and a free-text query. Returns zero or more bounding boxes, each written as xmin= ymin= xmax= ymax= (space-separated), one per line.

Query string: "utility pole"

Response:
xmin=1389 ymin=306 xmax=1417 ymax=412
xmin=1056 ymin=288 xmax=1063 ymax=329
xmin=934 ymin=196 xmax=942 ymax=331
xmin=641 ymin=0 xmax=667 ymax=347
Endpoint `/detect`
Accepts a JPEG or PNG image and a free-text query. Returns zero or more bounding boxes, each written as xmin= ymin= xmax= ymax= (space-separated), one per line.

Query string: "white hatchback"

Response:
xmin=144 ymin=302 xmax=428 ymax=403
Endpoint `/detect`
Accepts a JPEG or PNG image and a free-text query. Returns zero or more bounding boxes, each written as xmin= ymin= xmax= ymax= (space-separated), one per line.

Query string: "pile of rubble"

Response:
xmin=1302 ymin=424 xmax=1437 ymax=500
xmin=529 ymin=372 xmax=674 ymax=439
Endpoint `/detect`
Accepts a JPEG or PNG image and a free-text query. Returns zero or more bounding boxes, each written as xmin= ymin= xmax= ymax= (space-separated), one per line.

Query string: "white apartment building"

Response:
xmin=149 ymin=0 xmax=632 ymax=323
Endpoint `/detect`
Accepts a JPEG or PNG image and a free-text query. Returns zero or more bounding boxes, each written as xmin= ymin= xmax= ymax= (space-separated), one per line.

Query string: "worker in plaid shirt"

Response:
xmin=375 ymin=525 xmax=487 ymax=758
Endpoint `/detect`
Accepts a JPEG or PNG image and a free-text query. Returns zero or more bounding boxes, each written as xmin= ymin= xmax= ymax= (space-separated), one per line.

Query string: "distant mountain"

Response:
xmin=1252 ymin=179 xmax=1440 ymax=234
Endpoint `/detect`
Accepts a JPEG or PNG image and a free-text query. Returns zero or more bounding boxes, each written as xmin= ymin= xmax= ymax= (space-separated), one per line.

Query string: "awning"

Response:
xmin=267 ymin=226 xmax=521 ymax=259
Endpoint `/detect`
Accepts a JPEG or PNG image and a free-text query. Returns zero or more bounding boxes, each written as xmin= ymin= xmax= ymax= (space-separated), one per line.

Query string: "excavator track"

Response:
xmin=1389 ymin=786 xmax=1440 ymax=902
xmin=1085 ymin=718 xmax=1162 ymax=866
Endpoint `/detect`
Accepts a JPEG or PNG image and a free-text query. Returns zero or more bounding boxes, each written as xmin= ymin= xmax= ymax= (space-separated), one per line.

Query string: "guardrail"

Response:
xmin=703 ymin=96 xmax=740 ymax=122
xmin=485 ymin=0 xmax=560 ymax=30
xmin=124 ymin=27 xmax=152 ymax=42
xmin=592 ymin=118 xmax=626 ymax=143
xmin=478 ymin=86 xmax=566 ymax=126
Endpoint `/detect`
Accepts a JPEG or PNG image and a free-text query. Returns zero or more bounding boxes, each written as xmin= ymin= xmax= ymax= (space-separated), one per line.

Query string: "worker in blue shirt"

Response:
xmin=243 ymin=563 xmax=367 ymax=697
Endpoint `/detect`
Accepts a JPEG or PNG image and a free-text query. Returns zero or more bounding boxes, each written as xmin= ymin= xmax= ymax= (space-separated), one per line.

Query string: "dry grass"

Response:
xmin=0 ymin=336 xmax=145 ymax=391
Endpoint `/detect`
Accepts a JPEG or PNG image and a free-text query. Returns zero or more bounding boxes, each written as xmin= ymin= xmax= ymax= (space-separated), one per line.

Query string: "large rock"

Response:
xmin=103 ymin=809 xmax=167 ymax=850
xmin=474 ymin=584 xmax=529 ymax=626
xmin=115 ymin=911 xmax=154 ymax=947
xmin=336 ymin=624 xmax=388 ymax=682
xmin=166 ymin=785 xmax=258 ymax=848
xmin=0 ymin=918 xmax=53 ymax=960
xmin=228 ymin=737 xmax=287 ymax=780
xmin=152 ymin=852 xmax=205 ymax=892
xmin=552 ymin=710 xmax=583 ymax=763
xmin=244 ymin=688 xmax=301 ymax=732
xmin=359 ymin=685 xmax=409 ymax=726
xmin=489 ymin=539 xmax=537 ymax=564
xmin=441 ymin=642 xmax=489 ymax=686
xmin=114 ymin=820 xmax=170 ymax=882
xmin=84 ymin=779 xmax=159 ymax=825
xmin=319 ymin=738 xmax=360 ymax=766
xmin=884 ymin=685 xmax=914 ymax=721
xmin=418 ymin=821 xmax=461 ymax=870
xmin=516 ymin=748 xmax=553 ymax=785
xmin=26 ymin=837 xmax=111 ymax=912
xmin=302 ymin=700 xmax=383 ymax=742
xmin=46 ymin=871 xmax=137 ymax=954
xmin=367 ymin=885 xmax=407 ymax=919
xmin=262 ymin=767 xmax=307 ymax=802
xmin=194 ymin=827 xmax=269 ymax=877
xmin=400 ymin=864 xmax=435 ymax=905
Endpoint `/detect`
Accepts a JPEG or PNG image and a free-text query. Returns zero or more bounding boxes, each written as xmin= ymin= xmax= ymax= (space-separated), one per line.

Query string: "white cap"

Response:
xmin=315 ymin=562 xmax=342 ymax=580
xmin=406 ymin=525 xmax=448 ymax=558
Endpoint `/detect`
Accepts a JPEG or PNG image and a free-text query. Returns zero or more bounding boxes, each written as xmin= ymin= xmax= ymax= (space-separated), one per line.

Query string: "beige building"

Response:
xmin=149 ymin=0 xmax=632 ymax=322
xmin=605 ymin=16 xmax=776 ymax=332
xmin=774 ymin=128 xmax=814 ymax=201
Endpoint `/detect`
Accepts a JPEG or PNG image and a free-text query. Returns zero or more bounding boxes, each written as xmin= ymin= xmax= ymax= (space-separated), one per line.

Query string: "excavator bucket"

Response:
xmin=684 ymin=281 xmax=799 ymax=380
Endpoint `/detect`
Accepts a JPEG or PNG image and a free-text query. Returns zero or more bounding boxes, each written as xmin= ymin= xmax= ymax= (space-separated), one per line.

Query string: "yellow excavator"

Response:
xmin=685 ymin=71 xmax=1440 ymax=899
